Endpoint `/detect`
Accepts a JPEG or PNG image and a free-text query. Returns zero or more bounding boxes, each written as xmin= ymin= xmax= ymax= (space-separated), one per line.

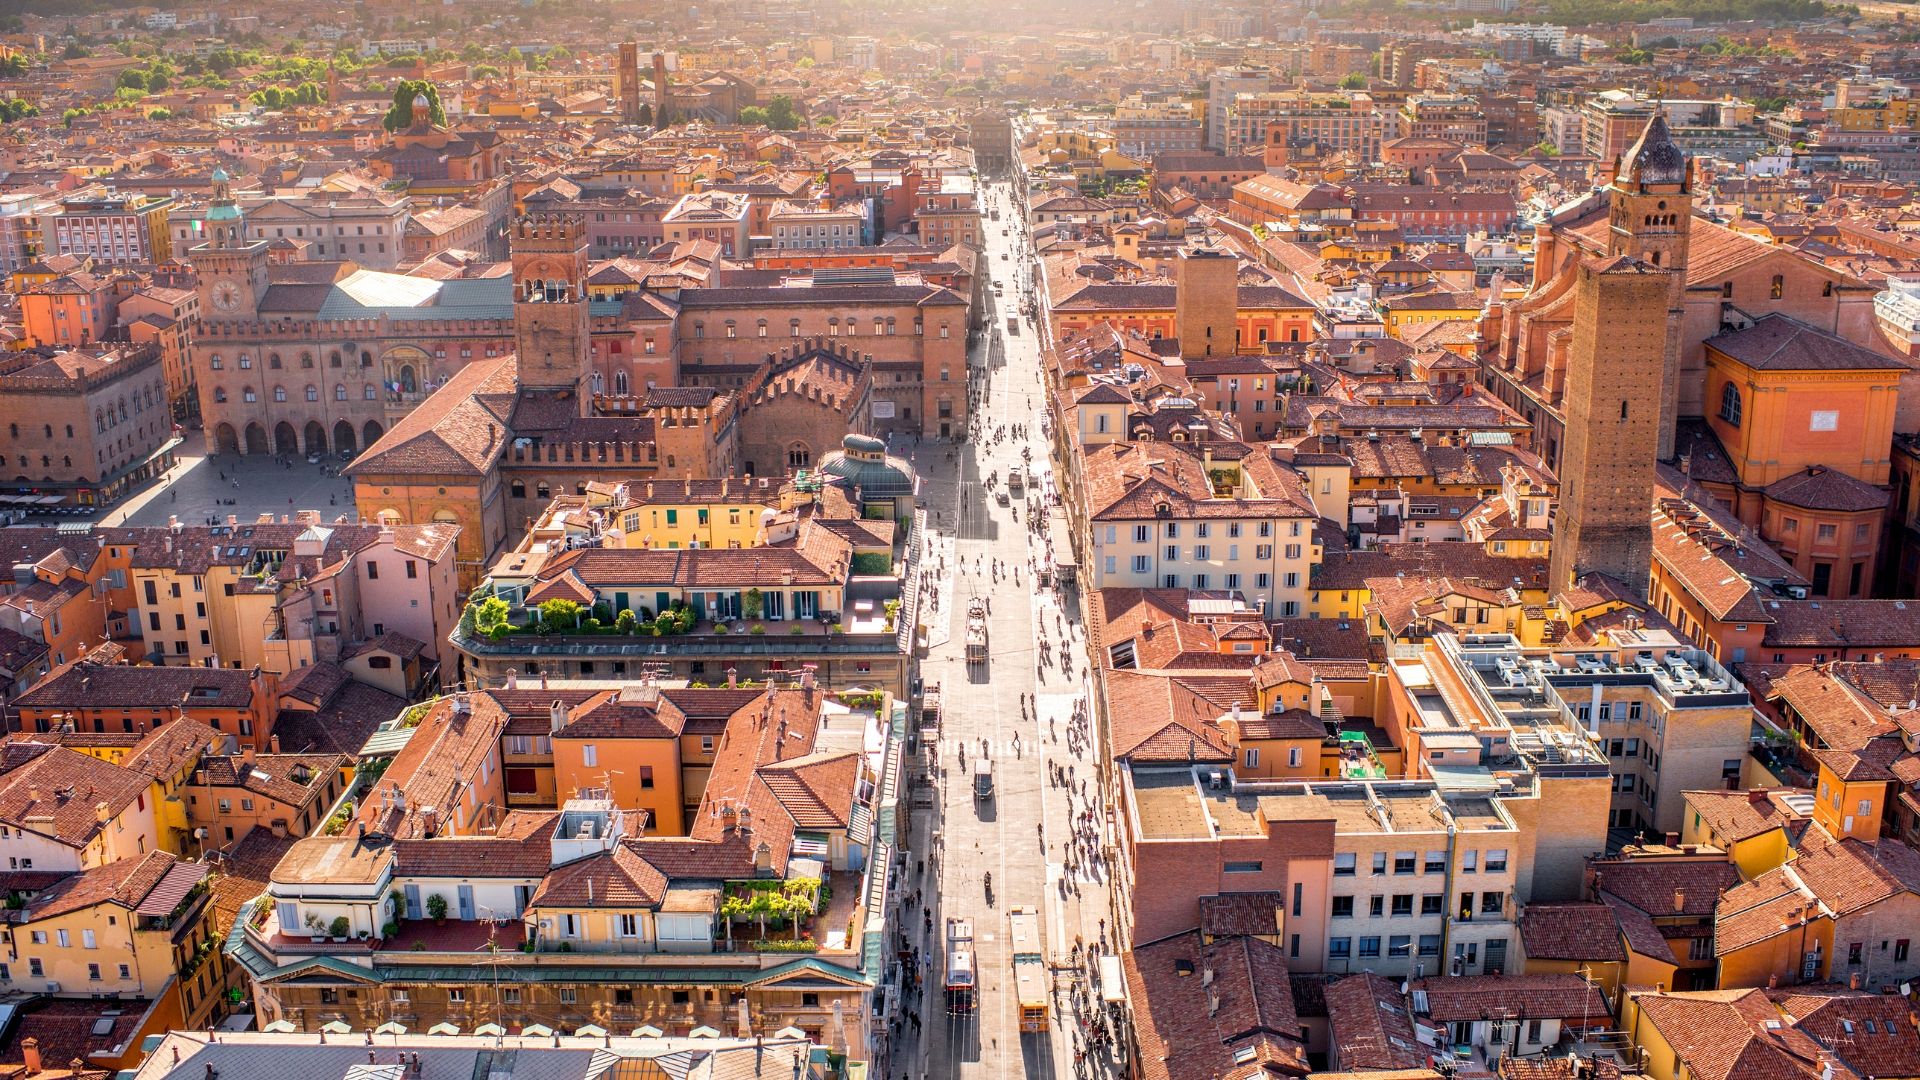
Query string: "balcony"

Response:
xmin=1335 ymin=730 xmax=1388 ymax=779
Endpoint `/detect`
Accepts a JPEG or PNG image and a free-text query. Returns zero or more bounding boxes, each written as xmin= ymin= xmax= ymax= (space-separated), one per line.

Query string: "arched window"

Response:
xmin=1719 ymin=382 xmax=1742 ymax=427
xmin=301 ymin=354 xmax=314 ymax=369
xmin=238 ymin=354 xmax=253 ymax=370
xmin=243 ymin=388 xmax=257 ymax=403
xmin=335 ymin=384 xmax=347 ymax=401
xmin=536 ymin=482 xmax=551 ymax=499
xmin=273 ymin=386 xmax=287 ymax=402
xmin=364 ymin=385 xmax=378 ymax=400
xmin=305 ymin=385 xmax=319 ymax=402
xmin=1770 ymin=274 xmax=1784 ymax=300
xmin=213 ymin=388 xmax=227 ymax=403
xmin=268 ymin=353 xmax=282 ymax=370
xmin=209 ymin=354 xmax=223 ymax=370
xmin=330 ymin=352 xmax=342 ymax=368
xmin=787 ymin=444 xmax=811 ymax=468
xmin=511 ymin=480 xmax=526 ymax=498
xmin=614 ymin=371 xmax=629 ymax=395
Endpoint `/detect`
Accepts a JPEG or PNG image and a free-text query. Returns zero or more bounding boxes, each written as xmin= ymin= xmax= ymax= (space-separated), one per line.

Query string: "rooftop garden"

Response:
xmin=719 ymin=878 xmax=824 ymax=949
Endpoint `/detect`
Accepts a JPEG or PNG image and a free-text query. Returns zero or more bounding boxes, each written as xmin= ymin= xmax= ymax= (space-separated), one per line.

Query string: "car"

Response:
xmin=307 ymin=452 xmax=323 ymax=464
xmin=995 ymin=489 xmax=1010 ymax=506
xmin=338 ymin=449 xmax=355 ymax=461
xmin=1001 ymin=253 xmax=1009 ymax=260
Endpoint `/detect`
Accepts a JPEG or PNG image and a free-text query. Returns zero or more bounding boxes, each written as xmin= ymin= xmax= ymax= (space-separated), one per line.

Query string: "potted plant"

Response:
xmin=329 ymin=915 xmax=350 ymax=941
xmin=305 ymin=912 xmax=326 ymax=940
xmin=426 ymin=893 xmax=449 ymax=925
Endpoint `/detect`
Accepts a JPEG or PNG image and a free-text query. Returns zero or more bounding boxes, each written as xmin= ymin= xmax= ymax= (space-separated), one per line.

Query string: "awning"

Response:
xmin=136 ymin=861 xmax=208 ymax=916
xmin=792 ymin=832 xmax=830 ymax=858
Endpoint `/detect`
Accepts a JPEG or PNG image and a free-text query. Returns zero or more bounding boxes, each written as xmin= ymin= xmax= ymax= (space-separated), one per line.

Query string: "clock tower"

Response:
xmin=188 ymin=168 xmax=268 ymax=322
xmin=511 ymin=211 xmax=592 ymax=399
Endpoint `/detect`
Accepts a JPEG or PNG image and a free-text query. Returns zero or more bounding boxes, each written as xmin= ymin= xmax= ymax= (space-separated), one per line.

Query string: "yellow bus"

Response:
xmin=1008 ymin=908 xmax=1048 ymax=1033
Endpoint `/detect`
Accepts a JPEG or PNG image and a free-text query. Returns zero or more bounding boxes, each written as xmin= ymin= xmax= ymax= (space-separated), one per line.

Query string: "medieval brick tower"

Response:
xmin=511 ymin=212 xmax=591 ymax=399
xmin=1549 ymin=256 xmax=1670 ymax=601
xmin=1603 ymin=114 xmax=1694 ymax=461
xmin=618 ymin=43 xmax=641 ymax=122
xmin=652 ymin=52 xmax=671 ymax=127
xmin=1176 ymin=246 xmax=1240 ymax=360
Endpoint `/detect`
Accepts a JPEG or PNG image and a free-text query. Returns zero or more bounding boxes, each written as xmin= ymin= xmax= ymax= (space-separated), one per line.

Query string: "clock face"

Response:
xmin=211 ymin=280 xmax=241 ymax=313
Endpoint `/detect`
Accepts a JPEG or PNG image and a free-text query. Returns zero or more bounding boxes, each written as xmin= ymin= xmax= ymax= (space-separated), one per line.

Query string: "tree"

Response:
xmin=460 ymin=42 xmax=488 ymax=63
xmin=62 ymin=42 xmax=89 ymax=60
xmin=0 ymin=99 xmax=37 ymax=125
xmin=382 ymin=79 xmax=444 ymax=132
xmin=1340 ymin=72 xmax=1367 ymax=90
xmin=293 ymin=80 xmax=324 ymax=105
xmin=0 ymin=55 xmax=27 ymax=79
xmin=145 ymin=107 xmax=171 ymax=120
xmin=472 ymin=596 xmax=511 ymax=639
xmin=765 ymin=95 xmax=800 ymax=131
xmin=537 ymin=598 xmax=583 ymax=631
xmin=637 ymin=102 xmax=653 ymax=125
xmin=738 ymin=104 xmax=770 ymax=126
xmin=115 ymin=68 xmax=148 ymax=91
xmin=472 ymin=64 xmax=501 ymax=79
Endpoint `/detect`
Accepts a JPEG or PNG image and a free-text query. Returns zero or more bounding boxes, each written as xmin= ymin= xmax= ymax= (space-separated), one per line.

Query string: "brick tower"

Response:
xmin=1603 ymin=114 xmax=1693 ymax=461
xmin=511 ymin=212 xmax=591 ymax=398
xmin=617 ymin=43 xmax=641 ymax=122
xmin=1548 ymin=255 xmax=1670 ymax=601
xmin=1176 ymin=246 xmax=1239 ymax=359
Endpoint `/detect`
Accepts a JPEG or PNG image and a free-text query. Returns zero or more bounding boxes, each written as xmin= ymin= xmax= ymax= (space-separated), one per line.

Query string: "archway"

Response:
xmin=215 ymin=423 xmax=239 ymax=455
xmin=362 ymin=420 xmax=384 ymax=449
xmin=304 ymin=421 xmax=327 ymax=455
xmin=273 ymin=422 xmax=297 ymax=455
xmin=333 ymin=421 xmax=356 ymax=454
xmin=244 ymin=422 xmax=268 ymax=455
xmin=399 ymin=365 xmax=418 ymax=394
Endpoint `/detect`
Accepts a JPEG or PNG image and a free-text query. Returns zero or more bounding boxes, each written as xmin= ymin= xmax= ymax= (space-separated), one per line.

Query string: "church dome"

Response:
xmin=1622 ymin=114 xmax=1688 ymax=188
xmin=818 ymin=434 xmax=916 ymax=498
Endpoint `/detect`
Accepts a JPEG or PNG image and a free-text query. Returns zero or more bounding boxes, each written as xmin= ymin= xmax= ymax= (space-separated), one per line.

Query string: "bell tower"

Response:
xmin=188 ymin=167 xmax=268 ymax=322
xmin=1605 ymin=113 xmax=1693 ymax=460
xmin=511 ymin=212 xmax=591 ymax=398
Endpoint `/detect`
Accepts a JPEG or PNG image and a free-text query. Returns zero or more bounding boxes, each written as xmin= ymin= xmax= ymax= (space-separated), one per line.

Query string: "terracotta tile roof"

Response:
xmin=1761 ymin=600 xmax=1920 ymax=651
xmin=1768 ymin=665 xmax=1891 ymax=751
xmin=13 ymin=662 xmax=260 ymax=712
xmin=1081 ymin=441 xmax=1316 ymax=524
xmin=346 ymin=354 xmax=517 ymax=478
xmin=1762 ymin=467 xmax=1888 ymax=513
xmin=755 ymin=750 xmax=861 ymax=829
xmin=1126 ymin=931 xmax=1308 ymax=1080
xmin=553 ymin=689 xmax=688 ymax=739
xmin=1325 ymin=972 xmax=1426 ymax=1071
xmin=1764 ymin=986 xmax=1920 ymax=1078
xmin=1653 ymin=467 xmax=1802 ymax=623
xmin=199 ymin=752 xmax=344 ymax=810
xmin=1708 ymin=314 xmax=1908 ymax=372
xmin=1104 ymin=670 xmax=1235 ymax=764
xmin=1197 ymin=892 xmax=1283 ymax=938
xmin=1685 ymin=788 xmax=1812 ymax=845
xmin=393 ymin=815 xmax=559 ymax=879
xmin=1634 ymin=988 xmax=1859 ymax=1080
xmin=25 ymin=850 xmax=183 ymax=921
xmin=0 ymin=744 xmax=153 ymax=849
xmin=1409 ymin=973 xmax=1610 ymax=1023
xmin=1517 ymin=901 xmax=1627 ymax=963
xmin=1592 ymin=856 xmax=1737 ymax=920
xmin=528 ymin=842 xmax=667 ymax=909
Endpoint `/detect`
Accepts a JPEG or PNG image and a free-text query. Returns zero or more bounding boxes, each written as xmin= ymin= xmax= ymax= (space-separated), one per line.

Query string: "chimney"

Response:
xmin=22 ymin=1037 xmax=40 ymax=1074
xmin=1769 ymin=973 xmax=1779 ymax=989
xmin=1665 ymin=831 xmax=1680 ymax=846
xmin=240 ymin=745 xmax=255 ymax=772
xmin=1748 ymin=788 xmax=1769 ymax=804
xmin=1850 ymin=971 xmax=1863 ymax=990
xmin=1672 ymin=889 xmax=1686 ymax=913
xmin=95 ymin=801 xmax=111 ymax=823
xmin=506 ymin=671 xmax=519 ymax=690
xmin=727 ymin=667 xmax=738 ymax=689
xmin=550 ymin=699 xmax=568 ymax=735
xmin=269 ymin=733 xmax=281 ymax=753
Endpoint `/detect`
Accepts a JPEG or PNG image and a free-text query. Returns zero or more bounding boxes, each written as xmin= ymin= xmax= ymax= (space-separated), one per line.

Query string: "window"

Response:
xmin=1372 ymin=852 xmax=1388 ymax=875
xmin=1394 ymin=852 xmax=1416 ymax=874
xmin=1719 ymin=382 xmax=1741 ymax=426
xmin=1485 ymin=849 xmax=1507 ymax=873
xmin=1359 ymin=936 xmax=1381 ymax=958
xmin=1370 ymin=896 xmax=1384 ymax=917
xmin=582 ymin=744 xmax=598 ymax=767
xmin=1334 ymin=852 xmax=1356 ymax=876
xmin=1421 ymin=894 xmax=1444 ymax=915
xmin=1245 ymin=748 xmax=1259 ymax=769
xmin=1481 ymin=891 xmax=1504 ymax=915
xmin=1332 ymin=896 xmax=1355 ymax=917
xmin=1391 ymin=894 xmax=1413 ymax=916
xmin=1224 ymin=861 xmax=1264 ymax=873
xmin=1329 ymin=937 xmax=1352 ymax=959
xmin=1418 ymin=934 xmax=1441 ymax=956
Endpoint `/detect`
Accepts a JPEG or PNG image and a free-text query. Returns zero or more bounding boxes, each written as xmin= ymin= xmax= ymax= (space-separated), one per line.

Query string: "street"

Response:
xmin=888 ymin=180 xmax=1124 ymax=1080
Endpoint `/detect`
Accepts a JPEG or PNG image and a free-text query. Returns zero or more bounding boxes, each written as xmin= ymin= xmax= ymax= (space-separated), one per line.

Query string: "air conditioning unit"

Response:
xmin=43 ymin=982 xmax=60 ymax=993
